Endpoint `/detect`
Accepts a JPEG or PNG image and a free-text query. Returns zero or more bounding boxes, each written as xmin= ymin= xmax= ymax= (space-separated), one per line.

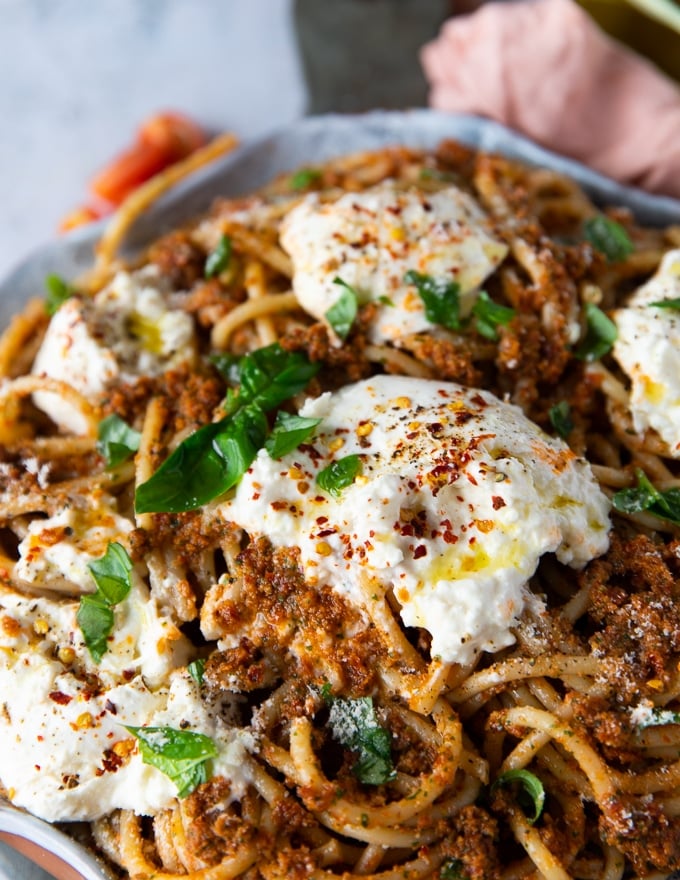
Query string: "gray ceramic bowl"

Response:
xmin=1 ymin=110 xmax=679 ymax=880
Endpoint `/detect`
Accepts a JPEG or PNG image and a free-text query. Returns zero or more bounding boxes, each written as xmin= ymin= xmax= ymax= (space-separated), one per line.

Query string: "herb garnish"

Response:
xmin=328 ymin=696 xmax=396 ymax=786
xmin=491 ymin=768 xmax=545 ymax=825
xmin=125 ymin=726 xmax=217 ymax=798
xmin=327 ymin=278 xmax=359 ymax=341
xmin=632 ymin=705 xmax=680 ymax=729
xmin=316 ymin=454 xmax=362 ymax=497
xmin=612 ymin=468 xmax=680 ymax=526
xmin=264 ymin=411 xmax=321 ymax=459
xmin=290 ymin=168 xmax=322 ymax=190
xmin=135 ymin=343 xmax=319 ymax=513
xmin=584 ymin=216 xmax=634 ymax=263
xmin=204 ymin=234 xmax=232 ymax=278
xmin=77 ymin=542 xmax=133 ymax=662
xmin=548 ymin=401 xmax=574 ymax=439
xmin=649 ymin=298 xmax=680 ymax=311
xmin=187 ymin=658 xmax=206 ymax=685
xmin=575 ymin=303 xmax=617 ymax=361
xmin=472 ymin=291 xmax=516 ymax=340
xmin=441 ymin=858 xmax=468 ymax=880
xmin=404 ymin=270 xmax=461 ymax=331
xmin=45 ymin=274 xmax=75 ymax=316
xmin=97 ymin=414 xmax=141 ymax=469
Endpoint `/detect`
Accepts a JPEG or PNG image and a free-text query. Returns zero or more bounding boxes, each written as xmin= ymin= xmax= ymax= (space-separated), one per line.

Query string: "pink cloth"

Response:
xmin=421 ymin=0 xmax=680 ymax=199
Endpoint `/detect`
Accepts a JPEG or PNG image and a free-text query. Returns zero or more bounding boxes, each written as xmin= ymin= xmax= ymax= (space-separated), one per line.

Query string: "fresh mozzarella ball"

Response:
xmin=219 ymin=375 xmax=610 ymax=665
xmin=0 ymin=579 xmax=253 ymax=821
xmin=13 ymin=497 xmax=133 ymax=594
xmin=612 ymin=249 xmax=680 ymax=456
xmin=32 ymin=266 xmax=196 ymax=434
xmin=280 ymin=182 xmax=508 ymax=345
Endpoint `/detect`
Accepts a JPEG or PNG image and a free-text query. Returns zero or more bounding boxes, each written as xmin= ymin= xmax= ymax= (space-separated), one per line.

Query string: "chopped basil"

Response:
xmin=125 ymin=726 xmax=217 ymax=798
xmin=135 ymin=344 xmax=319 ymax=513
xmin=649 ymin=297 xmax=680 ymax=311
xmin=328 ymin=696 xmax=396 ymax=786
xmin=204 ymin=234 xmax=232 ymax=278
xmin=378 ymin=295 xmax=394 ymax=307
xmin=290 ymin=167 xmax=322 ymax=190
xmin=97 ymin=414 xmax=141 ymax=469
xmin=441 ymin=859 xmax=468 ymax=880
xmin=316 ymin=454 xmax=362 ymax=497
xmin=45 ymin=273 xmax=75 ymax=315
xmin=404 ymin=270 xmax=461 ymax=331
xmin=187 ymin=658 xmax=206 ymax=685
xmin=211 ymin=352 xmax=241 ymax=384
xmin=548 ymin=401 xmax=574 ymax=439
xmin=612 ymin=468 xmax=680 ymax=526
xmin=632 ymin=706 xmax=680 ymax=729
xmin=231 ymin=343 xmax=320 ymax=415
xmin=472 ymin=291 xmax=516 ymax=340
xmin=327 ymin=278 xmax=359 ymax=341
xmin=584 ymin=215 xmax=633 ymax=262
xmin=77 ymin=542 xmax=133 ymax=662
xmin=491 ymin=768 xmax=545 ymax=825
xmin=265 ymin=411 xmax=321 ymax=459
xmin=575 ymin=303 xmax=617 ymax=362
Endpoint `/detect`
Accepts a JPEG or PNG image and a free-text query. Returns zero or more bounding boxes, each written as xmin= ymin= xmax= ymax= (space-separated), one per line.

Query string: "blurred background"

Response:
xmin=0 ymin=0 xmax=678 ymax=281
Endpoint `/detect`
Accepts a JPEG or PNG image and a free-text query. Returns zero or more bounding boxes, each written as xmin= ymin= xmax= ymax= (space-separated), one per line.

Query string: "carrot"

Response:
xmin=89 ymin=112 xmax=208 ymax=206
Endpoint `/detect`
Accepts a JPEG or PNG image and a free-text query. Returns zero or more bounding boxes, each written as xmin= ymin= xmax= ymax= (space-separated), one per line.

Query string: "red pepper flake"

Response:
xmin=492 ymin=496 xmax=506 ymax=510
xmin=413 ymin=545 xmax=427 ymax=559
xmin=48 ymin=691 xmax=72 ymax=705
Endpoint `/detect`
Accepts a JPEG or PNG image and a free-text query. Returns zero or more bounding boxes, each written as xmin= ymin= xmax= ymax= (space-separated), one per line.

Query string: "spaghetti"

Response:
xmin=1 ymin=138 xmax=680 ymax=880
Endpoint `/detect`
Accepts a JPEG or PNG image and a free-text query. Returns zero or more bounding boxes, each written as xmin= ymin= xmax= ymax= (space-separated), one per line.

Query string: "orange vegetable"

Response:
xmin=89 ymin=111 xmax=208 ymax=206
xmin=58 ymin=202 xmax=110 ymax=233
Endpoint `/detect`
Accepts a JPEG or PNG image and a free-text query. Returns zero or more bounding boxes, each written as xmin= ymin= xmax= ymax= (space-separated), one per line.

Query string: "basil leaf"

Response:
xmin=328 ymin=697 xmax=396 ymax=786
xmin=135 ymin=419 xmax=224 ymax=513
xmin=88 ymin=541 xmax=133 ymax=605
xmin=491 ymin=768 xmax=545 ymax=825
xmin=97 ymin=414 xmax=141 ymax=469
xmin=548 ymin=401 xmax=574 ymax=439
xmin=76 ymin=595 xmax=114 ymax=664
xmin=77 ymin=542 xmax=133 ymax=662
xmin=235 ymin=344 xmax=320 ymax=414
xmin=441 ymin=859 xmax=468 ymax=880
xmin=404 ymin=270 xmax=461 ymax=331
xmin=136 ymin=344 xmax=319 ymax=513
xmin=125 ymin=726 xmax=218 ymax=798
xmin=326 ymin=278 xmax=359 ymax=341
xmin=649 ymin=298 xmax=680 ymax=311
xmin=575 ymin=303 xmax=617 ymax=361
xmin=612 ymin=469 xmax=660 ymax=515
xmin=612 ymin=468 xmax=680 ymax=526
xmin=211 ymin=352 xmax=240 ymax=385
xmin=265 ymin=411 xmax=321 ymax=459
xmin=205 ymin=234 xmax=232 ymax=278
xmin=472 ymin=291 xmax=516 ymax=341
xmin=290 ymin=168 xmax=322 ymax=190
xmin=316 ymin=454 xmax=362 ymax=497
xmin=584 ymin=216 xmax=633 ymax=262
xmin=188 ymin=658 xmax=206 ymax=685
xmin=211 ymin=404 xmax=268 ymax=487
xmin=45 ymin=274 xmax=75 ymax=316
